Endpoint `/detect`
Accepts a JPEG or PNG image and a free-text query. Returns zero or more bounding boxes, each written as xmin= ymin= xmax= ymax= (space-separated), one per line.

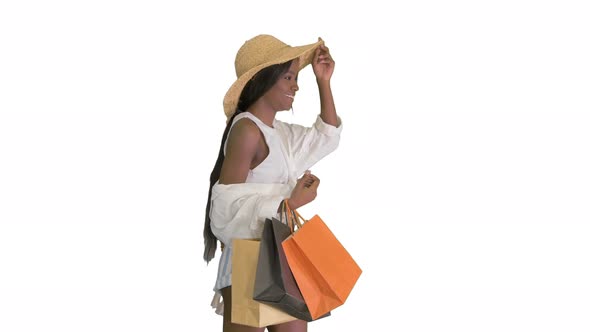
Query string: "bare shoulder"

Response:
xmin=219 ymin=118 xmax=261 ymax=184
xmin=226 ymin=118 xmax=261 ymax=152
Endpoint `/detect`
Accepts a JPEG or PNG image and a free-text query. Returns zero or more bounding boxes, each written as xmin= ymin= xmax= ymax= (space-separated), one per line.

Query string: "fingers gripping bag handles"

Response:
xmin=253 ymin=200 xmax=330 ymax=322
xmin=282 ymin=200 xmax=363 ymax=320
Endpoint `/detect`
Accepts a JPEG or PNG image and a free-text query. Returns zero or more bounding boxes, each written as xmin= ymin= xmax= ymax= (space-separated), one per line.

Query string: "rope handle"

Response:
xmin=279 ymin=199 xmax=294 ymax=233
xmin=284 ymin=199 xmax=306 ymax=229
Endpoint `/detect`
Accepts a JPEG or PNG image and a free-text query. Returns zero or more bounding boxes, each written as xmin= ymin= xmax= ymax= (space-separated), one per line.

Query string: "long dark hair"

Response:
xmin=203 ymin=60 xmax=294 ymax=263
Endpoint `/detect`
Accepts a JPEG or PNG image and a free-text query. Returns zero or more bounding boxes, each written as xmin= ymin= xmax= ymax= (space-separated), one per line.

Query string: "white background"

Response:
xmin=1 ymin=0 xmax=589 ymax=331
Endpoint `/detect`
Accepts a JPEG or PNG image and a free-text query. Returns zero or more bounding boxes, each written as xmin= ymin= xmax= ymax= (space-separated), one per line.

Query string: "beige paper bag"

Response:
xmin=231 ymin=239 xmax=297 ymax=327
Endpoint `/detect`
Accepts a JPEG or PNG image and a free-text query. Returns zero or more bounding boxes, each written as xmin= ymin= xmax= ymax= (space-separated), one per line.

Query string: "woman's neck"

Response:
xmin=247 ymin=105 xmax=277 ymax=128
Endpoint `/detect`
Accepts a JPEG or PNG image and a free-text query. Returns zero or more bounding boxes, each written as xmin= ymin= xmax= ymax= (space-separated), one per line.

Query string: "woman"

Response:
xmin=203 ymin=34 xmax=342 ymax=331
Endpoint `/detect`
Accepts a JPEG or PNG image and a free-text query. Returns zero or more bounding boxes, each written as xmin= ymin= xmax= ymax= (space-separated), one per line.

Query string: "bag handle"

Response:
xmin=283 ymin=199 xmax=306 ymax=230
xmin=279 ymin=199 xmax=296 ymax=233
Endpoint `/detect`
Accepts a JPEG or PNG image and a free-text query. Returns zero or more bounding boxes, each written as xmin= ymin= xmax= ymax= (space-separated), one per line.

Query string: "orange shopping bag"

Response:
xmin=281 ymin=201 xmax=362 ymax=320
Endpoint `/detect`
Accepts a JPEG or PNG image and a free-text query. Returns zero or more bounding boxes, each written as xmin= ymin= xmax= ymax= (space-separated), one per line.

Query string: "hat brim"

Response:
xmin=223 ymin=38 xmax=324 ymax=120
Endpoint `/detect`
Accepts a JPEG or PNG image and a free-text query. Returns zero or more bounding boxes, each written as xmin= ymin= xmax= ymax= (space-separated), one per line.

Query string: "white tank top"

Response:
xmin=224 ymin=112 xmax=289 ymax=184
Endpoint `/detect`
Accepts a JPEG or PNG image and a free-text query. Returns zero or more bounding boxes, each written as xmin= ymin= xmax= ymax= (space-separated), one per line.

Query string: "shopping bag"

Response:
xmin=253 ymin=203 xmax=331 ymax=321
xmin=282 ymin=202 xmax=362 ymax=320
xmin=231 ymin=238 xmax=297 ymax=327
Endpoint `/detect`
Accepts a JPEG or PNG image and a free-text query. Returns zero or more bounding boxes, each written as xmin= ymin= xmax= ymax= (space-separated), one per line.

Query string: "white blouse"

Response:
xmin=209 ymin=112 xmax=343 ymax=315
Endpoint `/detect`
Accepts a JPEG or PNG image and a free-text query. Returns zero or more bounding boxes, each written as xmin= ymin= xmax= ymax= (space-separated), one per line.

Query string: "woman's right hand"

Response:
xmin=288 ymin=171 xmax=320 ymax=210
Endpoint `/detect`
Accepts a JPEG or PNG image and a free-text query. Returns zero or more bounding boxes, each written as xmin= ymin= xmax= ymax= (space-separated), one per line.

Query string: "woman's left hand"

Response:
xmin=312 ymin=41 xmax=335 ymax=82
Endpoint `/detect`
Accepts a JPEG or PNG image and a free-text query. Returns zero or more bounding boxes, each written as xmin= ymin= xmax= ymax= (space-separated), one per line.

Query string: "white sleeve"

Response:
xmin=209 ymin=182 xmax=292 ymax=247
xmin=278 ymin=115 xmax=343 ymax=176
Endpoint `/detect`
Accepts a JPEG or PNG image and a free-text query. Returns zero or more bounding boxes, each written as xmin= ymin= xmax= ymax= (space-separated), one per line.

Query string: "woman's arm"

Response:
xmin=312 ymin=43 xmax=338 ymax=127
xmin=219 ymin=119 xmax=259 ymax=185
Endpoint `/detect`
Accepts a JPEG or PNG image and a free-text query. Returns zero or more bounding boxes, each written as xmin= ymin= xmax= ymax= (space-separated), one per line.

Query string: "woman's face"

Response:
xmin=263 ymin=58 xmax=300 ymax=112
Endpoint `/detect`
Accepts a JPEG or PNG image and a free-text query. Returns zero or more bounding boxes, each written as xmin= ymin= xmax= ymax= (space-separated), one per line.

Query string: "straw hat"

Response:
xmin=223 ymin=34 xmax=324 ymax=120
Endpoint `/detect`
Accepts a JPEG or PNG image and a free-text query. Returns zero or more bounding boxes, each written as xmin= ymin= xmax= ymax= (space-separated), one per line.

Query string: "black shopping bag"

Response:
xmin=253 ymin=203 xmax=330 ymax=322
